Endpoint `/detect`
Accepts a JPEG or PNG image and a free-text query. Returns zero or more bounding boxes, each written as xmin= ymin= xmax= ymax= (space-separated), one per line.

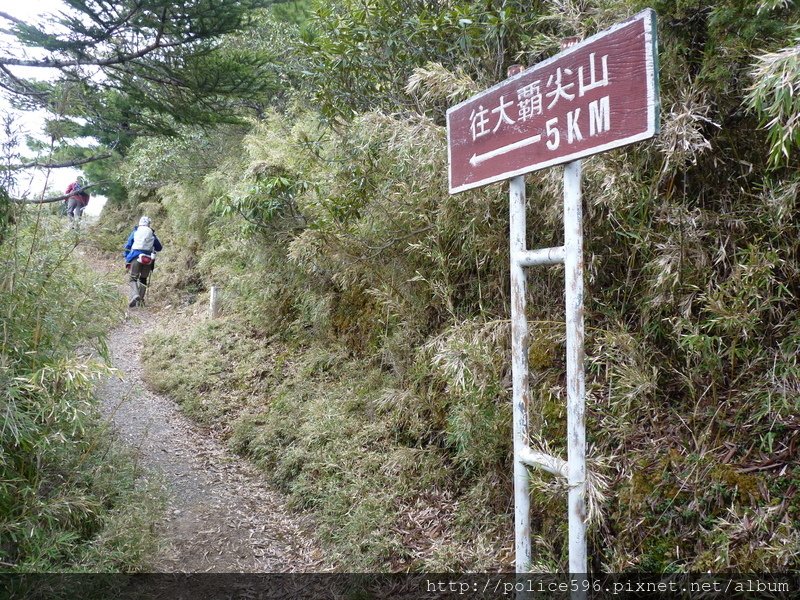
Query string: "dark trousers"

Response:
xmin=130 ymin=259 xmax=153 ymax=286
xmin=66 ymin=198 xmax=85 ymax=220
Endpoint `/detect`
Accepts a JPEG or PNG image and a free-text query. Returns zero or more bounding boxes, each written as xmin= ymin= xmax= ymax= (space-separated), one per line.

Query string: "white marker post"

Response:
xmin=210 ymin=285 xmax=221 ymax=319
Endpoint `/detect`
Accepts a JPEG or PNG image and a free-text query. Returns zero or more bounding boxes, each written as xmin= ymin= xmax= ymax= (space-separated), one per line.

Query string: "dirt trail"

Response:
xmin=96 ymin=259 xmax=325 ymax=572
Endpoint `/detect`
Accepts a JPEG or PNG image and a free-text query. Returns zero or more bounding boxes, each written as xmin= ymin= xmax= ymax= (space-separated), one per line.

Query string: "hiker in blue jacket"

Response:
xmin=124 ymin=216 xmax=163 ymax=307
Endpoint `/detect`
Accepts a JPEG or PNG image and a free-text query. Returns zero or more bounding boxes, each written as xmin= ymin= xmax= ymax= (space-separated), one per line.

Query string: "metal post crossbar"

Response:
xmin=509 ymin=161 xmax=587 ymax=589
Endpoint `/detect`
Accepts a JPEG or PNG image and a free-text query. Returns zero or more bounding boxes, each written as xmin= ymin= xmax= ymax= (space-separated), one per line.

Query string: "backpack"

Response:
xmin=72 ymin=182 xmax=90 ymax=205
xmin=78 ymin=187 xmax=90 ymax=205
xmin=65 ymin=181 xmax=90 ymax=206
xmin=132 ymin=226 xmax=155 ymax=252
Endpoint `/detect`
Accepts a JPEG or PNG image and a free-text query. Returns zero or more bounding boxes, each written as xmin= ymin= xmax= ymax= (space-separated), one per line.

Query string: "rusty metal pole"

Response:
xmin=564 ymin=160 xmax=587 ymax=583
xmin=510 ymin=173 xmax=531 ymax=573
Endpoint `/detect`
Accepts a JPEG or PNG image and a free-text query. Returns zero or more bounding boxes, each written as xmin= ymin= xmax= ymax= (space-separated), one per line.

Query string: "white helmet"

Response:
xmin=139 ymin=216 xmax=151 ymax=227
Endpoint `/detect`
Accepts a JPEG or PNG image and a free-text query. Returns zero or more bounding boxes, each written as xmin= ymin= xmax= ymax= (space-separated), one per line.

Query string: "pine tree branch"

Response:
xmin=0 ymin=8 xmax=178 ymax=71
xmin=7 ymin=153 xmax=112 ymax=170
xmin=107 ymin=61 xmax=184 ymax=89
xmin=0 ymin=65 xmax=48 ymax=97
xmin=0 ymin=38 xmax=180 ymax=69
xmin=0 ymin=1 xmax=267 ymax=136
xmin=9 ymin=182 xmax=105 ymax=204
xmin=0 ymin=11 xmax=25 ymax=27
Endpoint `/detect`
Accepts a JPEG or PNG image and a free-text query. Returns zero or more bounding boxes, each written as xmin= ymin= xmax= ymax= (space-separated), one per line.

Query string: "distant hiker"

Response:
xmin=64 ymin=177 xmax=90 ymax=227
xmin=124 ymin=216 xmax=163 ymax=307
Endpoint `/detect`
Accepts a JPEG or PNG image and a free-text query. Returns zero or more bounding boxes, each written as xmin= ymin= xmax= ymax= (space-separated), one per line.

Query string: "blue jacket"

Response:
xmin=124 ymin=226 xmax=163 ymax=263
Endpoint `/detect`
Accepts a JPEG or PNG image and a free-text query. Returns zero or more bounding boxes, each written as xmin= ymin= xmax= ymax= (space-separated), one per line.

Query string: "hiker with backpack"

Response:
xmin=124 ymin=216 xmax=163 ymax=307
xmin=64 ymin=177 xmax=90 ymax=227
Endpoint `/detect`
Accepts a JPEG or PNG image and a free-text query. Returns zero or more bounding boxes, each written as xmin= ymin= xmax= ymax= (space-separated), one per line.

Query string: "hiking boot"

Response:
xmin=128 ymin=281 xmax=140 ymax=307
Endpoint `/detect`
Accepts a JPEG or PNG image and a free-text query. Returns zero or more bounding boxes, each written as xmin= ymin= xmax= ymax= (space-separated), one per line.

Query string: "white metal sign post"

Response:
xmin=447 ymin=8 xmax=660 ymax=589
xmin=564 ymin=159 xmax=586 ymax=578
xmin=509 ymin=157 xmax=586 ymax=578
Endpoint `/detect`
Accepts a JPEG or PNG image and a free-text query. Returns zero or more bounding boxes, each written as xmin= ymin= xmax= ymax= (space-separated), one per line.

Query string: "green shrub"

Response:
xmin=1 ymin=213 xmax=162 ymax=571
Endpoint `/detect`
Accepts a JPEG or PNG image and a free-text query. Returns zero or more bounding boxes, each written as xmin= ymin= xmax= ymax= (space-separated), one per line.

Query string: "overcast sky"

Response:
xmin=2 ymin=0 xmax=107 ymax=215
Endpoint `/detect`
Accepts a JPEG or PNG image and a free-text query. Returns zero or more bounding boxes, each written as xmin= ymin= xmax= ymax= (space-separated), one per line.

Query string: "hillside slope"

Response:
xmin=95 ymin=0 xmax=799 ymax=572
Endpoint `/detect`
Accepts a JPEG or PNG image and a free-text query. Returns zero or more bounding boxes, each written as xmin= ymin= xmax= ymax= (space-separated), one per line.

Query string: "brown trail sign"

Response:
xmin=447 ymin=9 xmax=659 ymax=194
xmin=446 ymin=9 xmax=660 ymax=592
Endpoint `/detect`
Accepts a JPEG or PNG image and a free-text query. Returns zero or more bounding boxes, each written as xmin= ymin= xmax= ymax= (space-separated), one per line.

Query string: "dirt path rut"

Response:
xmin=98 ymin=302 xmax=325 ymax=572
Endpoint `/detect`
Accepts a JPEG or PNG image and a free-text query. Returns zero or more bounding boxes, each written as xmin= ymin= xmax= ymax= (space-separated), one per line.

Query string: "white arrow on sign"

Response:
xmin=469 ymin=133 xmax=542 ymax=166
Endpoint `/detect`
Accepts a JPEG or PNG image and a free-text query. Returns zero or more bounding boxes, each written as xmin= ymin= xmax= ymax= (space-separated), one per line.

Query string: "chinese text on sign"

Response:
xmin=447 ymin=9 xmax=659 ymax=193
